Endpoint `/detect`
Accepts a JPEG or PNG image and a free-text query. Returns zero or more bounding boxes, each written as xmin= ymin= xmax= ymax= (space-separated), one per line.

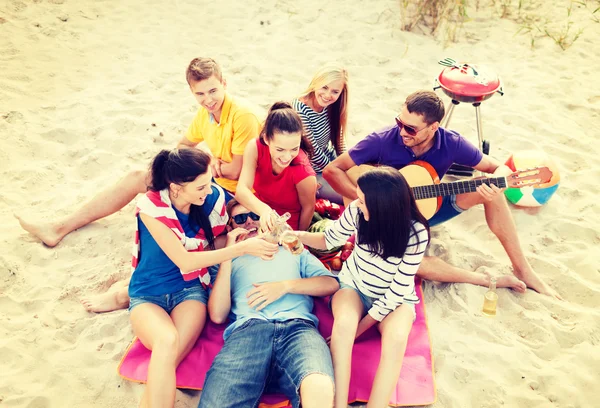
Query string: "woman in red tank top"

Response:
xmin=236 ymin=101 xmax=317 ymax=231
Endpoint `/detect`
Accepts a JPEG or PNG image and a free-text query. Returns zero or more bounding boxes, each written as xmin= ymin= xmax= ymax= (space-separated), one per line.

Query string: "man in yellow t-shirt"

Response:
xmin=177 ymin=58 xmax=260 ymax=196
xmin=16 ymin=57 xmax=260 ymax=253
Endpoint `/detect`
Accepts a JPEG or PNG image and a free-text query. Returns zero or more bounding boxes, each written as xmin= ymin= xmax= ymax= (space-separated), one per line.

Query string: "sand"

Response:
xmin=1 ymin=0 xmax=599 ymax=407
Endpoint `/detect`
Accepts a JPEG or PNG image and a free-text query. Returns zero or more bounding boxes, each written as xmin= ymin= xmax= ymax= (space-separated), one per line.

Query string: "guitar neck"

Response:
xmin=411 ymin=176 xmax=507 ymax=200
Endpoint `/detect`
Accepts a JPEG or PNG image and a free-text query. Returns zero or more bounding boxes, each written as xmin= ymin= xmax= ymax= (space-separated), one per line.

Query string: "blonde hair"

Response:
xmin=299 ymin=64 xmax=349 ymax=156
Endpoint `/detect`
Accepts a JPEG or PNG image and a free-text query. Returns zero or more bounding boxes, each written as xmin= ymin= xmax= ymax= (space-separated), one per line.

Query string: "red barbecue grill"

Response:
xmin=433 ymin=58 xmax=504 ymax=176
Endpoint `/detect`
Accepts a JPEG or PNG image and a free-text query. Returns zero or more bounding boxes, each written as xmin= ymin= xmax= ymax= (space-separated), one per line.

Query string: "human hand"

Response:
xmin=226 ymin=228 xmax=249 ymax=247
xmin=475 ymin=179 xmax=504 ymax=202
xmin=259 ymin=210 xmax=278 ymax=234
xmin=242 ymin=236 xmax=278 ymax=260
xmin=246 ymin=281 xmax=289 ymax=311
xmin=210 ymin=158 xmax=222 ymax=178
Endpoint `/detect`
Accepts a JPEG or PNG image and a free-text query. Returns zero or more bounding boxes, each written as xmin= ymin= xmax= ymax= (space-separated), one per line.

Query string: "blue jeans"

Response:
xmin=128 ymin=285 xmax=207 ymax=313
xmin=198 ymin=319 xmax=334 ymax=408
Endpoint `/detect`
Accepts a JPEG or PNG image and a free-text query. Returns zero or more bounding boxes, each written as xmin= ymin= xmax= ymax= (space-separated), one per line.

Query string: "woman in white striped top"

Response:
xmin=292 ymin=64 xmax=349 ymax=204
xmin=297 ymin=167 xmax=430 ymax=408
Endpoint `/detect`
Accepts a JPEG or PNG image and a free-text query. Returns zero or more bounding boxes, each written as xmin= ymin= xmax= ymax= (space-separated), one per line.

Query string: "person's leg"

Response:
xmin=327 ymin=289 xmax=363 ymax=408
xmin=169 ymin=287 xmax=208 ymax=365
xmin=419 ymin=195 xmax=527 ymax=293
xmin=417 ymin=257 xmax=526 ymax=292
xmin=15 ymin=169 xmax=149 ymax=247
xmin=81 ymin=278 xmax=131 ymax=313
xmin=198 ymin=319 xmax=273 ymax=408
xmin=272 ymin=320 xmax=334 ymax=408
xmin=454 ymin=187 xmax=560 ymax=299
xmin=129 ymin=301 xmax=181 ymax=408
xmin=299 ymin=373 xmax=335 ymax=408
xmin=316 ymin=173 xmax=344 ymax=205
xmin=367 ymin=303 xmax=414 ymax=408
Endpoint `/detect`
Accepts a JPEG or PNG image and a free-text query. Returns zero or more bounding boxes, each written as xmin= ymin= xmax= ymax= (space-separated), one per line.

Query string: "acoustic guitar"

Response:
xmin=343 ymin=161 xmax=552 ymax=219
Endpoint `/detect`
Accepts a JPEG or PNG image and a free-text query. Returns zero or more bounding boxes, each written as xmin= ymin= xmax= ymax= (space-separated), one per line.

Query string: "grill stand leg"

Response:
xmin=474 ymin=102 xmax=484 ymax=151
xmin=443 ymin=100 xmax=476 ymax=177
xmin=473 ymin=102 xmax=487 ymax=176
xmin=442 ymin=99 xmax=458 ymax=128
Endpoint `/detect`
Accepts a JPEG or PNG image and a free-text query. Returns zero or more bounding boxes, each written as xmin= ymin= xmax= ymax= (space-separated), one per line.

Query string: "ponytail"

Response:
xmin=147 ymin=148 xmax=216 ymax=249
xmin=148 ymin=150 xmax=171 ymax=191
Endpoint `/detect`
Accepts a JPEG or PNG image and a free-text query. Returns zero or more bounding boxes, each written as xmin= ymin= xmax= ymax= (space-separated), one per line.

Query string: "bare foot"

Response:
xmin=14 ymin=213 xmax=64 ymax=247
xmin=483 ymin=271 xmax=527 ymax=293
xmin=81 ymin=288 xmax=130 ymax=313
xmin=496 ymin=275 xmax=527 ymax=293
xmin=515 ymin=267 xmax=562 ymax=300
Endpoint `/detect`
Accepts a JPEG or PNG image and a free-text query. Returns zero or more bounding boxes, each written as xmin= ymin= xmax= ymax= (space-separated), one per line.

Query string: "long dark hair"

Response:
xmin=356 ymin=167 xmax=429 ymax=259
xmin=260 ymin=101 xmax=314 ymax=161
xmin=148 ymin=149 xmax=216 ymax=250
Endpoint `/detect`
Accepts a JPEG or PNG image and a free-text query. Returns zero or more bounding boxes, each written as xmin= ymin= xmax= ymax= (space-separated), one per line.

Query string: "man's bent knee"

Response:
xmin=300 ymin=373 xmax=334 ymax=408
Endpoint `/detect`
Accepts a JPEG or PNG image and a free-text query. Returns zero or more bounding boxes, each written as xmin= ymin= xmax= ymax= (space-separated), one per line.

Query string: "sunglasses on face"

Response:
xmin=395 ymin=116 xmax=427 ymax=136
xmin=232 ymin=211 xmax=260 ymax=224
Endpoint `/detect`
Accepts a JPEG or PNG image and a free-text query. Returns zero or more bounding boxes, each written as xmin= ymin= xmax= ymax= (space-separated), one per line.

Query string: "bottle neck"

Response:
xmin=488 ymin=278 xmax=497 ymax=292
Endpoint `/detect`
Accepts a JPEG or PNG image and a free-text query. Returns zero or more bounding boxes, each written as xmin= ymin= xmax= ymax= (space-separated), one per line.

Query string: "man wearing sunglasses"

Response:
xmin=323 ymin=90 xmax=559 ymax=299
xmin=198 ymin=199 xmax=338 ymax=408
xmin=231 ymin=209 xmax=261 ymax=225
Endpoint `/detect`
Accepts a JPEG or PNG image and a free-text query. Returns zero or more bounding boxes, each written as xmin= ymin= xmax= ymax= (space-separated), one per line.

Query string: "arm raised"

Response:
xmin=140 ymin=214 xmax=277 ymax=273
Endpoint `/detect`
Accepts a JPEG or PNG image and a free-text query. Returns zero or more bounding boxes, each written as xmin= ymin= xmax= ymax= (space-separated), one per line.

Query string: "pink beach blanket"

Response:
xmin=117 ymin=278 xmax=436 ymax=407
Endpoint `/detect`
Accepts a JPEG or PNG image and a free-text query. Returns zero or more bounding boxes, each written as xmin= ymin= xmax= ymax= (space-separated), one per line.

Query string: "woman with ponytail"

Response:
xmin=127 ymin=148 xmax=277 ymax=408
xmin=235 ymin=101 xmax=317 ymax=232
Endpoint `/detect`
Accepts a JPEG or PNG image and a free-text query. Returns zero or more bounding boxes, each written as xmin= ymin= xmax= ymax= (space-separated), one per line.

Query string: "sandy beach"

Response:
xmin=1 ymin=0 xmax=599 ymax=407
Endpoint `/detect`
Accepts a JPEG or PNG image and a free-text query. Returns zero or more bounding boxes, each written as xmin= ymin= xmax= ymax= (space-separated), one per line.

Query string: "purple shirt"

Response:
xmin=348 ymin=125 xmax=483 ymax=178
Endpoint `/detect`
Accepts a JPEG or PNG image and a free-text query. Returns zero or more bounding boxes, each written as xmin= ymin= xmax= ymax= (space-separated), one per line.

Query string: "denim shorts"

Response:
xmin=428 ymin=194 xmax=465 ymax=227
xmin=128 ymin=285 xmax=208 ymax=314
xmin=198 ymin=318 xmax=334 ymax=408
xmin=336 ymin=282 xmax=416 ymax=321
xmin=337 ymin=281 xmax=377 ymax=315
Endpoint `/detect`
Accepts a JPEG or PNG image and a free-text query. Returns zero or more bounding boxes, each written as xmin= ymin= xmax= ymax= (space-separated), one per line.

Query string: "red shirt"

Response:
xmin=253 ymin=138 xmax=316 ymax=229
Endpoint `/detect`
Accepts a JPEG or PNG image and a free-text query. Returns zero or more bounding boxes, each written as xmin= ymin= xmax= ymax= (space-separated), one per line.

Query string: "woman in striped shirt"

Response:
xmin=297 ymin=167 xmax=430 ymax=408
xmin=292 ymin=64 xmax=349 ymax=204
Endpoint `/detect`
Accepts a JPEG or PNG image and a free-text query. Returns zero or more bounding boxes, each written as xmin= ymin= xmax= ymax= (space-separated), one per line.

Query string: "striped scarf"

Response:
xmin=131 ymin=185 xmax=228 ymax=288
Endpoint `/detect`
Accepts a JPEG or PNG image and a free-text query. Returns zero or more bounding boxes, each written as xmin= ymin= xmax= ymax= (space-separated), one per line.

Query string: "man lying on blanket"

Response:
xmin=199 ymin=199 xmax=339 ymax=408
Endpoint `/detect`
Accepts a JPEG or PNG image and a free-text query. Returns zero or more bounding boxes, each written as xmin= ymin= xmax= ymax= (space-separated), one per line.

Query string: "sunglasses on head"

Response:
xmin=232 ymin=211 xmax=260 ymax=224
xmin=395 ymin=116 xmax=427 ymax=136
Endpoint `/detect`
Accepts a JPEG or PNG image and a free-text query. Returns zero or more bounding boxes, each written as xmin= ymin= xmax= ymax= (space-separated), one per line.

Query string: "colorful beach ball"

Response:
xmin=504 ymin=150 xmax=560 ymax=207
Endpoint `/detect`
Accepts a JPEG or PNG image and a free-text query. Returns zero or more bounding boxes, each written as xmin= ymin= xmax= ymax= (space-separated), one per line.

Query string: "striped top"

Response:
xmin=324 ymin=201 xmax=429 ymax=321
xmin=292 ymin=98 xmax=343 ymax=173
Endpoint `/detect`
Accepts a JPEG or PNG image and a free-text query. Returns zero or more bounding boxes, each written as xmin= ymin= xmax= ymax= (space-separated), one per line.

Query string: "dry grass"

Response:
xmin=399 ymin=0 xmax=469 ymax=45
xmin=399 ymin=0 xmax=595 ymax=49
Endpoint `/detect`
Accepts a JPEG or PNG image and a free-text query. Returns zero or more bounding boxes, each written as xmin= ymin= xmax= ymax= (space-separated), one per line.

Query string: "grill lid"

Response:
xmin=437 ymin=63 xmax=501 ymax=97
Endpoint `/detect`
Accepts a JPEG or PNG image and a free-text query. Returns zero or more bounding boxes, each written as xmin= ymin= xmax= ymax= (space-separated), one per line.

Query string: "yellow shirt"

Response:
xmin=185 ymin=93 xmax=260 ymax=193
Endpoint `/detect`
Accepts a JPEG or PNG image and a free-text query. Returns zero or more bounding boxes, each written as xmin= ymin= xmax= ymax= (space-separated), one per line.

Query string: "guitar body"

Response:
xmin=344 ymin=161 xmax=442 ymax=220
